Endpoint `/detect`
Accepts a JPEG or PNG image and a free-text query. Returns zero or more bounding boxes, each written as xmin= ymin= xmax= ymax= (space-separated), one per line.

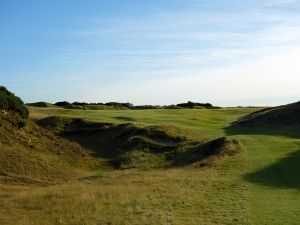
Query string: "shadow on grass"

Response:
xmin=113 ymin=116 xmax=136 ymax=122
xmin=226 ymin=123 xmax=300 ymax=190
xmin=225 ymin=124 xmax=300 ymax=139
xmin=244 ymin=149 xmax=300 ymax=190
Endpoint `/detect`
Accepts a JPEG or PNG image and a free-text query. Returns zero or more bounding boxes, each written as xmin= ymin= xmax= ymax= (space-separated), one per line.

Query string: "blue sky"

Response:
xmin=1 ymin=0 xmax=300 ymax=106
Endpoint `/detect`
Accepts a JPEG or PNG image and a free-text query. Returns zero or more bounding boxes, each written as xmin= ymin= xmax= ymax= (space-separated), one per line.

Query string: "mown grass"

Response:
xmin=1 ymin=107 xmax=300 ymax=225
xmin=238 ymin=135 xmax=300 ymax=225
xmin=29 ymin=107 xmax=260 ymax=136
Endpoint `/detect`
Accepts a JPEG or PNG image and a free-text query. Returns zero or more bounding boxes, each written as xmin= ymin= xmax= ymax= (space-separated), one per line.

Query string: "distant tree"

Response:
xmin=105 ymin=102 xmax=134 ymax=108
xmin=72 ymin=102 xmax=88 ymax=106
xmin=55 ymin=101 xmax=71 ymax=107
xmin=176 ymin=101 xmax=213 ymax=109
xmin=27 ymin=102 xmax=52 ymax=108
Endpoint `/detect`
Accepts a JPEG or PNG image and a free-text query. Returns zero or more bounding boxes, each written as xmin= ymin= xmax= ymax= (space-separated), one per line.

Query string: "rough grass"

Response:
xmin=1 ymin=107 xmax=300 ymax=225
xmin=231 ymin=101 xmax=300 ymax=138
xmin=0 ymin=159 xmax=249 ymax=225
xmin=36 ymin=116 xmax=238 ymax=169
xmin=0 ymin=117 xmax=99 ymax=184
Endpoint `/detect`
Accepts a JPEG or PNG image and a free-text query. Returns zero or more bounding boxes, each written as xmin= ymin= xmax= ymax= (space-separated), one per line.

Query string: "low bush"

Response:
xmin=0 ymin=86 xmax=29 ymax=127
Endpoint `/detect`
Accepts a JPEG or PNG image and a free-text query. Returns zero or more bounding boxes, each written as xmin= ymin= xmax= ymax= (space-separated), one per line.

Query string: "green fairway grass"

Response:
xmin=1 ymin=107 xmax=299 ymax=225
xmin=29 ymin=107 xmax=260 ymax=136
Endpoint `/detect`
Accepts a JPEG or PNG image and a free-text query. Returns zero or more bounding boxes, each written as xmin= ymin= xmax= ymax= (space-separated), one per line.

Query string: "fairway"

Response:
xmin=1 ymin=107 xmax=299 ymax=225
xmin=29 ymin=107 xmax=260 ymax=135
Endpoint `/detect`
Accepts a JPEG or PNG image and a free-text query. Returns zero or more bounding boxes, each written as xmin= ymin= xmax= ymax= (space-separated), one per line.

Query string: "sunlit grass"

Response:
xmin=1 ymin=107 xmax=300 ymax=225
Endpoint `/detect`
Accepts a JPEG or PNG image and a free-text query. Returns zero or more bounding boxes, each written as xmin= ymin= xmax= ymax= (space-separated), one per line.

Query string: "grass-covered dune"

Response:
xmin=0 ymin=89 xmax=99 ymax=185
xmin=237 ymin=101 xmax=300 ymax=127
xmin=1 ymin=95 xmax=300 ymax=224
xmin=37 ymin=116 xmax=239 ymax=169
xmin=229 ymin=101 xmax=300 ymax=138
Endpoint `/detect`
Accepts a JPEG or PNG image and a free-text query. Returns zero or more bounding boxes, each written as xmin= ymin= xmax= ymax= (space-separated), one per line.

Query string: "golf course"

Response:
xmin=1 ymin=95 xmax=299 ymax=224
xmin=2 ymin=0 xmax=300 ymax=224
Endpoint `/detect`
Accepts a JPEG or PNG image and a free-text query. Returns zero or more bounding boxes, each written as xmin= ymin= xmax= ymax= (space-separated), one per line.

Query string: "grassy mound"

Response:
xmin=235 ymin=101 xmax=300 ymax=128
xmin=172 ymin=137 xmax=239 ymax=167
xmin=0 ymin=117 xmax=98 ymax=185
xmin=37 ymin=116 xmax=239 ymax=169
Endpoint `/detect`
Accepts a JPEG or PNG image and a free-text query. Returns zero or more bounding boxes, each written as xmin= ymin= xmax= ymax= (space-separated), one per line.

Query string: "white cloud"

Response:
xmin=83 ymin=46 xmax=300 ymax=106
xmin=13 ymin=0 xmax=300 ymax=105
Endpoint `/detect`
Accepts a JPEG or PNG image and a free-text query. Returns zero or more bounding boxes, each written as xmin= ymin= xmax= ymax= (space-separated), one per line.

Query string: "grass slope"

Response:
xmin=29 ymin=106 xmax=260 ymax=135
xmin=0 ymin=116 xmax=99 ymax=185
xmin=36 ymin=116 xmax=237 ymax=169
xmin=230 ymin=101 xmax=300 ymax=137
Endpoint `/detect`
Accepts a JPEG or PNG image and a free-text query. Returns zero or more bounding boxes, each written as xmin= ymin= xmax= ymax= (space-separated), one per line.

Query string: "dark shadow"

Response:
xmin=225 ymin=123 xmax=300 ymax=139
xmin=244 ymin=149 xmax=300 ymax=190
xmin=225 ymin=102 xmax=300 ymax=138
xmin=170 ymin=137 xmax=238 ymax=167
xmin=113 ymin=116 xmax=136 ymax=122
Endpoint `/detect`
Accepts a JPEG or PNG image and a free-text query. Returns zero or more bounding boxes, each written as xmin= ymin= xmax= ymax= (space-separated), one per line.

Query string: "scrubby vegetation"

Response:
xmin=0 ymin=86 xmax=29 ymax=127
xmin=176 ymin=101 xmax=215 ymax=109
xmin=26 ymin=102 xmax=56 ymax=108
xmin=51 ymin=101 xmax=218 ymax=110
xmin=0 ymin=86 xmax=28 ymax=119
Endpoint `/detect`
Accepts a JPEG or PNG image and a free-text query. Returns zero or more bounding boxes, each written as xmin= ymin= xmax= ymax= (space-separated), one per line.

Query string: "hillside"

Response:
xmin=0 ymin=119 xmax=96 ymax=184
xmin=231 ymin=101 xmax=300 ymax=137
xmin=37 ymin=116 xmax=239 ymax=169
xmin=0 ymin=87 xmax=239 ymax=185
xmin=0 ymin=88 xmax=97 ymax=184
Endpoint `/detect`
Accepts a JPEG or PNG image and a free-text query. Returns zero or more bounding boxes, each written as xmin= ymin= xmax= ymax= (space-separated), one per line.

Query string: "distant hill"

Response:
xmin=235 ymin=101 xmax=300 ymax=129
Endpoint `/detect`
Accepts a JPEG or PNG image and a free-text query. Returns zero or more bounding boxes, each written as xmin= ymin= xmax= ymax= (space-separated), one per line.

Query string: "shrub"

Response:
xmin=0 ymin=86 xmax=29 ymax=120
xmin=176 ymin=101 xmax=213 ymax=109
xmin=55 ymin=101 xmax=71 ymax=107
xmin=27 ymin=102 xmax=54 ymax=108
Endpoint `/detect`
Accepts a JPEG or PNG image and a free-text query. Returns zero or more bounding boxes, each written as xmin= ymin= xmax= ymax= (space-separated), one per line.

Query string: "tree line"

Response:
xmin=52 ymin=101 xmax=217 ymax=110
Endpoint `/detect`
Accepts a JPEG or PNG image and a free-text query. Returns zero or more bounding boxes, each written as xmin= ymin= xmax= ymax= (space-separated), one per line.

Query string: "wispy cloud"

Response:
xmin=67 ymin=1 xmax=300 ymax=73
xmin=4 ymin=0 xmax=299 ymax=105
